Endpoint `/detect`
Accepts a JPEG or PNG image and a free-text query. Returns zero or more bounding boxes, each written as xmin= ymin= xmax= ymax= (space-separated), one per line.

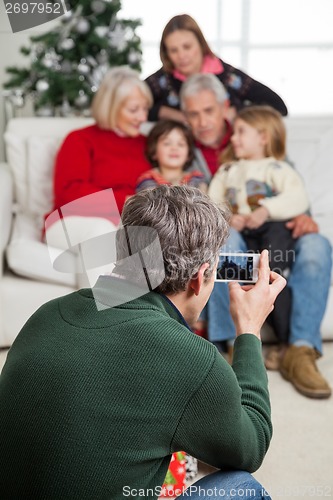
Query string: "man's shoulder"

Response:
xmin=34 ymin=290 xmax=82 ymax=321
xmin=143 ymin=312 xmax=219 ymax=375
xmin=8 ymin=291 xmax=76 ymax=348
xmin=121 ymin=292 xmax=217 ymax=359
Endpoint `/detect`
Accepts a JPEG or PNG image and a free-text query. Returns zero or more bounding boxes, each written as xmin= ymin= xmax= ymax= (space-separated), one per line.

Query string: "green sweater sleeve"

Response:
xmin=171 ymin=334 xmax=272 ymax=472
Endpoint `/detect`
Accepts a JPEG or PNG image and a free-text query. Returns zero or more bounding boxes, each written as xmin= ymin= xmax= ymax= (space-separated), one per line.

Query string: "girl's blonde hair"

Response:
xmin=220 ymin=105 xmax=286 ymax=164
xmin=160 ymin=14 xmax=215 ymax=73
xmin=91 ymin=66 xmax=153 ymax=130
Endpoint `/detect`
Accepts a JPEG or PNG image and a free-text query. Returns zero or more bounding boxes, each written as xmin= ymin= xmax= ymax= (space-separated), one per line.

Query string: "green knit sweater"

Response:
xmin=0 ymin=276 xmax=272 ymax=499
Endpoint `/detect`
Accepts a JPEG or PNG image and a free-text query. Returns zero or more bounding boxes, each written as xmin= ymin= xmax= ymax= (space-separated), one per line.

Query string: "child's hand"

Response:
xmin=245 ymin=206 xmax=269 ymax=229
xmin=231 ymin=214 xmax=248 ymax=231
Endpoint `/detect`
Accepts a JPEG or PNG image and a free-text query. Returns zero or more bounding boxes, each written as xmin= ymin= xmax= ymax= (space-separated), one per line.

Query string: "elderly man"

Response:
xmin=0 ymin=186 xmax=285 ymax=499
xmin=180 ymin=73 xmax=332 ymax=399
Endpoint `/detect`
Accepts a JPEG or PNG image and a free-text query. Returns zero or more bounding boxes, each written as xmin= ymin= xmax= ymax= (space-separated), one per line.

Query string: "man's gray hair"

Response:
xmin=115 ymin=185 xmax=230 ymax=294
xmin=180 ymin=73 xmax=229 ymax=110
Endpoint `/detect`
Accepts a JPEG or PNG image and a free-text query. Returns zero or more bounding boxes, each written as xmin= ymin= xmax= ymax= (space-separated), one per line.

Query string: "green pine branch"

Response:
xmin=3 ymin=0 xmax=143 ymax=112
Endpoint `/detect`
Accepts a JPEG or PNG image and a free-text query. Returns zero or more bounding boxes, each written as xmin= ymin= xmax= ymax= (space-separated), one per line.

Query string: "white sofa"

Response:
xmin=1 ymin=116 xmax=333 ymax=347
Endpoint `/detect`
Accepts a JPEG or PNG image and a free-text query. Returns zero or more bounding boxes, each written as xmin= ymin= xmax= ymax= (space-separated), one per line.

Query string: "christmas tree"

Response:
xmin=3 ymin=0 xmax=142 ymax=116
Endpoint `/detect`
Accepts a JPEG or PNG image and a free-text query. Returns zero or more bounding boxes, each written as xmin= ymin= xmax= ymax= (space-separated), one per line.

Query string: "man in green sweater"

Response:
xmin=0 ymin=185 xmax=285 ymax=499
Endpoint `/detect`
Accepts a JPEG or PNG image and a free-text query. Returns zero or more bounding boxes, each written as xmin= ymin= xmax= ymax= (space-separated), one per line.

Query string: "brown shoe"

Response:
xmin=264 ymin=344 xmax=287 ymax=371
xmin=280 ymin=345 xmax=332 ymax=399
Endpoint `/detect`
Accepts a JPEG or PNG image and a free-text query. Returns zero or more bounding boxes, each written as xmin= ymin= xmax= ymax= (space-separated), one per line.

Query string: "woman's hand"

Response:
xmin=228 ymin=249 xmax=286 ymax=339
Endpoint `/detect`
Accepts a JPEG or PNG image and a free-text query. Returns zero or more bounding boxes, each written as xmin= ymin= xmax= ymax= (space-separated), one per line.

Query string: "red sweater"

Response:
xmin=46 ymin=125 xmax=151 ymax=227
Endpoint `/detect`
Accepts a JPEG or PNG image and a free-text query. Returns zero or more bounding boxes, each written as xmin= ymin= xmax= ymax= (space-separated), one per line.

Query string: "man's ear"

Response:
xmin=223 ymin=100 xmax=237 ymax=123
xmin=223 ymin=99 xmax=230 ymax=111
xmin=189 ymin=263 xmax=210 ymax=296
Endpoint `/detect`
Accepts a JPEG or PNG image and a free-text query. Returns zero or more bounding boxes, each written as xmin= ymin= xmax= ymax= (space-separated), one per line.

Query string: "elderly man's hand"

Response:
xmin=285 ymin=214 xmax=318 ymax=238
xmin=228 ymin=249 xmax=286 ymax=339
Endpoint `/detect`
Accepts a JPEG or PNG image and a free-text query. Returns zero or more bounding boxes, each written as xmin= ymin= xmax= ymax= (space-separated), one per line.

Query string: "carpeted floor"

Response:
xmin=253 ymin=342 xmax=333 ymax=498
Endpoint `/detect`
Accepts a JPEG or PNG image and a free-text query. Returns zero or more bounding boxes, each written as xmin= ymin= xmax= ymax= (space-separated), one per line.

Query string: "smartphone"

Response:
xmin=215 ymin=252 xmax=260 ymax=283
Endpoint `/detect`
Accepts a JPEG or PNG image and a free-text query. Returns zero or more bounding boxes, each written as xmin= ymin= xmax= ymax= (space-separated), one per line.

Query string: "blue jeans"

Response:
xmin=178 ymin=470 xmax=271 ymax=499
xmin=207 ymin=229 xmax=332 ymax=353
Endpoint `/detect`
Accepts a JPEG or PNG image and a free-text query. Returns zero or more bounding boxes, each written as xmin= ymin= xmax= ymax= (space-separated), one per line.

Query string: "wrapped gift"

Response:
xmin=159 ymin=451 xmax=186 ymax=498
xmin=185 ymin=454 xmax=198 ymax=481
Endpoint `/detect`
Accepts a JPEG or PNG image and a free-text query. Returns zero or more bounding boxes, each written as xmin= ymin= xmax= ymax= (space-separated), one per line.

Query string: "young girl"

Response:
xmin=209 ymin=105 xmax=309 ymax=353
xmin=136 ymin=119 xmax=207 ymax=193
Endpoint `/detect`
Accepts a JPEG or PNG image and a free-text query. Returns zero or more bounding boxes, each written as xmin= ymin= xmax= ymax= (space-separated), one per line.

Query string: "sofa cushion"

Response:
xmin=4 ymin=118 xmax=94 ymax=284
xmin=0 ymin=273 xmax=73 ymax=346
xmin=27 ymin=135 xmax=62 ymax=224
xmin=6 ymin=213 xmax=76 ymax=286
xmin=4 ymin=117 xmax=94 ymax=222
xmin=285 ymin=117 xmax=333 ymax=222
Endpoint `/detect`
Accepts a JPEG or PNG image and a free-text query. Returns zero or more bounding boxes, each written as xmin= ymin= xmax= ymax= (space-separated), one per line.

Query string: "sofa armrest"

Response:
xmin=0 ymin=162 xmax=14 ymax=276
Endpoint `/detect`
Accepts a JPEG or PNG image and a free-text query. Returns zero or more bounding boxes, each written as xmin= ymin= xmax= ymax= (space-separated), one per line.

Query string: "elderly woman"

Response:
xmin=145 ymin=14 xmax=287 ymax=123
xmin=45 ymin=67 xmax=153 ymax=286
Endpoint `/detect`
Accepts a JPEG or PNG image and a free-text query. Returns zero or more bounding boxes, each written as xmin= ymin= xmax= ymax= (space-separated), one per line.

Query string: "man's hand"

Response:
xmin=228 ymin=250 xmax=286 ymax=339
xmin=245 ymin=206 xmax=269 ymax=229
xmin=285 ymin=214 xmax=318 ymax=238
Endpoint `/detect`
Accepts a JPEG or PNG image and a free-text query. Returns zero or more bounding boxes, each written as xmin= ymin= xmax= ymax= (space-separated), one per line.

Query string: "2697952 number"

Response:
xmin=5 ymin=2 xmax=61 ymax=14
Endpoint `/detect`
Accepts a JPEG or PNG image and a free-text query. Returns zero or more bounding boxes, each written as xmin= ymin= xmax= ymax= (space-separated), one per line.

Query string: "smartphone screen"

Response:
xmin=215 ymin=252 xmax=260 ymax=283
